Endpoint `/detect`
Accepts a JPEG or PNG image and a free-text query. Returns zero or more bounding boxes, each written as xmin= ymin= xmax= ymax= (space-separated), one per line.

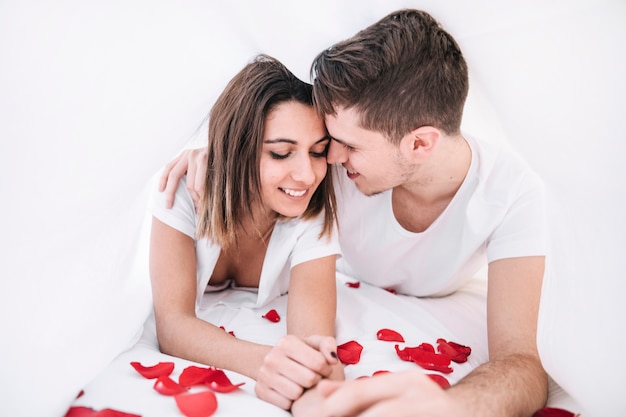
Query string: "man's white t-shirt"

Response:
xmin=151 ymin=179 xmax=341 ymax=310
xmin=334 ymin=135 xmax=547 ymax=297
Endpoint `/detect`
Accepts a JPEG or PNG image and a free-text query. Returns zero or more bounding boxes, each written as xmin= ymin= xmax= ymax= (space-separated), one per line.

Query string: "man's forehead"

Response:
xmin=324 ymin=106 xmax=360 ymax=129
xmin=323 ymin=115 xmax=349 ymax=142
xmin=325 ymin=119 xmax=381 ymax=149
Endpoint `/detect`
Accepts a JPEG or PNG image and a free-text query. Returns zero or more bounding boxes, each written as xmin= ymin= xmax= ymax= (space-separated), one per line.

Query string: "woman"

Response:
xmin=149 ymin=55 xmax=344 ymax=410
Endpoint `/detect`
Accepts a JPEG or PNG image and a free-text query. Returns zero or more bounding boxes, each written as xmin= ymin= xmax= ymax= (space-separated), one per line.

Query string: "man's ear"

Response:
xmin=400 ymin=126 xmax=441 ymax=161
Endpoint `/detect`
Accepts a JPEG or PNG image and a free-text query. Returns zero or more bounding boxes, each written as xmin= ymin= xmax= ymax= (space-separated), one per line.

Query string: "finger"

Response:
xmin=269 ymin=369 xmax=308 ymax=401
xmin=158 ymin=155 xmax=181 ymax=192
xmin=304 ymin=335 xmax=339 ymax=365
xmin=358 ymin=398 xmax=416 ymax=417
xmin=291 ymin=386 xmax=330 ymax=417
xmin=322 ymin=371 xmax=429 ymax=416
xmin=193 ymin=152 xmax=207 ymax=202
xmin=188 ymin=163 xmax=205 ymax=210
xmin=316 ymin=379 xmax=342 ymax=397
xmin=185 ymin=165 xmax=198 ymax=203
xmin=320 ymin=378 xmax=380 ymax=416
xmin=276 ymin=336 xmax=332 ymax=378
xmin=187 ymin=187 xmax=199 ymax=210
xmin=358 ymin=384 xmax=455 ymax=417
xmin=184 ymin=148 xmax=206 ymax=208
xmin=162 ymin=162 xmax=188 ymax=209
xmin=255 ymin=383 xmax=293 ymax=411
xmin=264 ymin=345 xmax=324 ymax=389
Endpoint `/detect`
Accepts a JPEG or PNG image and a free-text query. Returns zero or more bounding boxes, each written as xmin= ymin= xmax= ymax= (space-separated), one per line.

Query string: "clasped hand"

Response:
xmin=255 ymin=334 xmax=339 ymax=410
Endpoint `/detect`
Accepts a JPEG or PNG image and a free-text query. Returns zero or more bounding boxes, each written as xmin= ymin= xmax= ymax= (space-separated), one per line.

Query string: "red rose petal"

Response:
xmin=205 ymin=369 xmax=245 ymax=393
xmin=64 ymin=406 xmax=141 ymax=417
xmin=219 ymin=326 xmax=236 ymax=337
xmin=384 ymin=288 xmax=397 ymax=294
xmin=179 ymin=365 xmax=245 ymax=392
xmin=65 ymin=407 xmax=97 ymax=417
xmin=447 ymin=341 xmax=471 ymax=356
xmin=337 ymin=340 xmax=363 ymax=365
xmin=426 ymin=374 xmax=450 ymax=389
xmin=153 ymin=376 xmax=189 ymax=395
xmin=418 ymin=342 xmax=435 ymax=353
xmin=179 ymin=365 xmax=215 ymax=387
xmin=532 ymin=407 xmax=580 ymax=417
xmin=376 ymin=328 xmax=405 ymax=343
xmin=175 ymin=391 xmax=218 ymax=417
xmin=130 ymin=361 xmax=175 ymax=379
xmin=207 ymin=380 xmax=246 ymax=393
xmin=345 ymin=281 xmax=360 ymax=288
xmin=357 ymin=370 xmax=390 ymax=379
xmin=436 ymin=339 xmax=471 ymax=363
xmin=395 ymin=344 xmax=453 ymax=374
xmin=262 ymin=309 xmax=280 ymax=323
xmin=372 ymin=370 xmax=390 ymax=376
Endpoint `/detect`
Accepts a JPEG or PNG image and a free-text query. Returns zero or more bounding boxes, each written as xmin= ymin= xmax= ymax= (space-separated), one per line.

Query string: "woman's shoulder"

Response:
xmin=150 ymin=175 xmax=198 ymax=238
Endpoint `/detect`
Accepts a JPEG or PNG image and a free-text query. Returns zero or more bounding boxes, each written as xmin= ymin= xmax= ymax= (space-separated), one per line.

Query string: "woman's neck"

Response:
xmin=238 ymin=209 xmax=277 ymax=241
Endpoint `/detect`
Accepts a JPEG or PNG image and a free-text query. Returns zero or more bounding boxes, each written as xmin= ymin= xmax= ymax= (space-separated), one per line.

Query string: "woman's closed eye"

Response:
xmin=270 ymin=151 xmax=290 ymax=160
xmin=310 ymin=138 xmax=330 ymax=158
xmin=310 ymin=144 xmax=329 ymax=158
xmin=270 ymin=141 xmax=328 ymax=160
xmin=270 ymin=149 xmax=326 ymax=159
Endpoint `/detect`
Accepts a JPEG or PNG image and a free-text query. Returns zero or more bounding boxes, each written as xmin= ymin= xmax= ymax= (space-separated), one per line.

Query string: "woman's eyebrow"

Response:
xmin=263 ymin=136 xmax=330 ymax=145
xmin=264 ymin=138 xmax=297 ymax=144
xmin=317 ymin=135 xmax=331 ymax=143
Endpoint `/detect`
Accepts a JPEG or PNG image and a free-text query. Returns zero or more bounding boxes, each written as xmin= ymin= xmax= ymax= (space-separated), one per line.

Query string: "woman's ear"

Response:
xmin=400 ymin=126 xmax=441 ymax=161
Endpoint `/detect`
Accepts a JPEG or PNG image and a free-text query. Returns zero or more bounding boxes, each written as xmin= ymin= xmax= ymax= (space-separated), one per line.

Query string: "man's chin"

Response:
xmin=355 ymin=182 xmax=384 ymax=197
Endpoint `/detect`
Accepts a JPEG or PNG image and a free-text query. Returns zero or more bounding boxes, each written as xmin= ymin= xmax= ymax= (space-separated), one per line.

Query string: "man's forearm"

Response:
xmin=449 ymin=353 xmax=548 ymax=417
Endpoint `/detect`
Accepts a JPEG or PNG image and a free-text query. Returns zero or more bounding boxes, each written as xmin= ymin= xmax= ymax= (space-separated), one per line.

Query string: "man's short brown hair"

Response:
xmin=311 ymin=9 xmax=468 ymax=142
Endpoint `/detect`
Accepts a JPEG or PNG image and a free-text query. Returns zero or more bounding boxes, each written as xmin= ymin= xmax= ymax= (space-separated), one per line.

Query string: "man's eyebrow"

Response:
xmin=329 ymin=136 xmax=352 ymax=146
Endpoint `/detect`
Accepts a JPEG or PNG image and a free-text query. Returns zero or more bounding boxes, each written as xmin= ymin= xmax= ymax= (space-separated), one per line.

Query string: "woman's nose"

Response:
xmin=290 ymin=155 xmax=317 ymax=185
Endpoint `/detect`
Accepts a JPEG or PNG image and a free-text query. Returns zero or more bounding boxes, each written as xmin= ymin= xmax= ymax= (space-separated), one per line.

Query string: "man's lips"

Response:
xmin=346 ymin=169 xmax=359 ymax=180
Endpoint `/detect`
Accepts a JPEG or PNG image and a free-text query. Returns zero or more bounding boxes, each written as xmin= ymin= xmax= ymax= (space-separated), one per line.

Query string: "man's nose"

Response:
xmin=326 ymin=140 xmax=347 ymax=164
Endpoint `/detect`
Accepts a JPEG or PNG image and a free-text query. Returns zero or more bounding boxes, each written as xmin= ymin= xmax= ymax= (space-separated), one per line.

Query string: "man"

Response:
xmin=162 ymin=9 xmax=548 ymax=417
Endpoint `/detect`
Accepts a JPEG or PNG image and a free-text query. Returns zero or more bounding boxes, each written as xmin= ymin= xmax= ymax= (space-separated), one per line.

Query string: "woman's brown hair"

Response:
xmin=197 ymin=55 xmax=336 ymax=248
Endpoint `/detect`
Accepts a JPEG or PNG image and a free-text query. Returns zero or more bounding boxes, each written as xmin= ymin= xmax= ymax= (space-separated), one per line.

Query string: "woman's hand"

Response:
xmin=159 ymin=147 xmax=207 ymax=209
xmin=255 ymin=334 xmax=339 ymax=410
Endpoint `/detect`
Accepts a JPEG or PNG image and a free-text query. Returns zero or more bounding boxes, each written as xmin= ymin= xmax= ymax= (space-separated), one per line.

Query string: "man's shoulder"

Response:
xmin=470 ymin=136 xmax=544 ymax=192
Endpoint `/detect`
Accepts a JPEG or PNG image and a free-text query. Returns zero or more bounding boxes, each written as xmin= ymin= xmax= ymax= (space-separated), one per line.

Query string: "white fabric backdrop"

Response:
xmin=1 ymin=1 xmax=624 ymax=416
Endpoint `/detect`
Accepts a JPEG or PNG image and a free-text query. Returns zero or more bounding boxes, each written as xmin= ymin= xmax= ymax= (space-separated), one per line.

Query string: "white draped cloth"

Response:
xmin=1 ymin=1 xmax=624 ymax=416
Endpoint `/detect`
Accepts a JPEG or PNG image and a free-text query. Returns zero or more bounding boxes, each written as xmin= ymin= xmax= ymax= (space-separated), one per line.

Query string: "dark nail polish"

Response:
xmin=331 ymin=351 xmax=338 ymax=359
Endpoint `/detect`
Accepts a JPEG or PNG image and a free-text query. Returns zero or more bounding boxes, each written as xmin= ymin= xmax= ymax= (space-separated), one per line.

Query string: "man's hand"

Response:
xmin=255 ymin=335 xmax=339 ymax=410
xmin=158 ymin=147 xmax=207 ymax=209
xmin=293 ymin=370 xmax=467 ymax=417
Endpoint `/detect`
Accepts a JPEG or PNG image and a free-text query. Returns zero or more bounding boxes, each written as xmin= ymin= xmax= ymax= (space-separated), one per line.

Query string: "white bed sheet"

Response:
xmin=70 ymin=273 xmax=580 ymax=416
